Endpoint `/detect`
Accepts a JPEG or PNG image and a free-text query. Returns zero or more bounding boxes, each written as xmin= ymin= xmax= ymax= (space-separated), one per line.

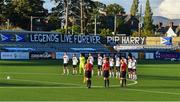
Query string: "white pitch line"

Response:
xmin=0 ymin=78 xmax=138 ymax=89
xmin=123 ymin=88 xmax=180 ymax=96
xmin=1 ymin=72 xmax=139 ymax=82
xmin=0 ymin=78 xmax=82 ymax=86
xmin=1 ymin=72 xmax=73 ymax=76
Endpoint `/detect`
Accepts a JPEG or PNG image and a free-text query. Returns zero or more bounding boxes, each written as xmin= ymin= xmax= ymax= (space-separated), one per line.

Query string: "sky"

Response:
xmin=44 ymin=0 xmax=180 ymax=19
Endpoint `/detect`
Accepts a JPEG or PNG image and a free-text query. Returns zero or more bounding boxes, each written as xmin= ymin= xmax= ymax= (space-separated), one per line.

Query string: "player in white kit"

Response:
xmin=97 ymin=54 xmax=103 ymax=76
xmin=63 ymin=52 xmax=69 ymax=75
xmin=109 ymin=56 xmax=114 ymax=77
xmin=128 ymin=56 xmax=133 ymax=79
xmin=72 ymin=53 xmax=78 ymax=75
xmin=115 ymin=55 xmax=120 ymax=78
xmin=132 ymin=56 xmax=137 ymax=80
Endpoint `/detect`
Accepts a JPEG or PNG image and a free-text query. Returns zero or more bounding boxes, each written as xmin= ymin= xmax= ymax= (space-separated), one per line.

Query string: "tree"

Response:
xmin=106 ymin=3 xmax=124 ymax=16
xmin=116 ymin=16 xmax=125 ymax=34
xmin=0 ymin=0 xmax=4 ymax=14
xmin=4 ymin=0 xmax=48 ymax=30
xmin=47 ymin=14 xmax=62 ymax=31
xmin=143 ymin=0 xmax=153 ymax=36
xmin=88 ymin=1 xmax=106 ymax=34
xmin=51 ymin=0 xmax=96 ymax=34
xmin=175 ymin=25 xmax=180 ymax=36
xmin=105 ymin=3 xmax=125 ymax=35
xmin=0 ymin=0 xmax=4 ymax=24
xmin=100 ymin=28 xmax=112 ymax=36
xmin=130 ymin=0 xmax=139 ymax=16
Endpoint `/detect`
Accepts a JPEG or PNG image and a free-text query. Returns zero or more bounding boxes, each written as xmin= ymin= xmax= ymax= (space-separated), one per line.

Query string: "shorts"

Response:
xmin=98 ymin=65 xmax=102 ymax=69
xmin=85 ymin=71 xmax=92 ymax=78
xmin=116 ymin=66 xmax=120 ymax=71
xmin=64 ymin=63 xmax=68 ymax=68
xmin=128 ymin=68 xmax=132 ymax=72
xmin=79 ymin=64 xmax=85 ymax=68
xmin=120 ymin=71 xmax=126 ymax=79
xmin=110 ymin=66 xmax=114 ymax=70
xmin=73 ymin=65 xmax=77 ymax=68
xmin=103 ymin=70 xmax=109 ymax=78
xmin=132 ymin=69 xmax=136 ymax=72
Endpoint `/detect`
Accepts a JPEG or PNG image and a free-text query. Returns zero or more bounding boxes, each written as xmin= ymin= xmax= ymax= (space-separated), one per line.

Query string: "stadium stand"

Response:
xmin=0 ymin=42 xmax=109 ymax=52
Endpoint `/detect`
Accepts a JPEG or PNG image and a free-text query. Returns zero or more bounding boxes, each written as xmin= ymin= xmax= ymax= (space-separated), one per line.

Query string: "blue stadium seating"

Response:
xmin=0 ymin=42 xmax=110 ymax=53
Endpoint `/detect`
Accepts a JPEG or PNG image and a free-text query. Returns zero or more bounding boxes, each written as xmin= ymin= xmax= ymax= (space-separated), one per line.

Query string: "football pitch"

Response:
xmin=0 ymin=60 xmax=180 ymax=101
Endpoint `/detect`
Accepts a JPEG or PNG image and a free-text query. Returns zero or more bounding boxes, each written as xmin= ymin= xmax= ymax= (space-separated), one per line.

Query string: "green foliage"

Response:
xmin=2 ymin=0 xmax=48 ymax=30
xmin=47 ymin=14 xmax=61 ymax=30
xmin=100 ymin=28 xmax=112 ymax=36
xmin=86 ymin=1 xmax=106 ymax=34
xmin=0 ymin=25 xmax=22 ymax=30
xmin=130 ymin=0 xmax=139 ymax=16
xmin=0 ymin=0 xmax=4 ymax=14
xmin=132 ymin=30 xmax=154 ymax=37
xmin=51 ymin=0 xmax=96 ymax=33
xmin=54 ymin=28 xmax=66 ymax=34
xmin=143 ymin=0 xmax=153 ymax=36
xmin=71 ymin=25 xmax=80 ymax=34
xmin=141 ymin=30 xmax=154 ymax=37
xmin=54 ymin=25 xmax=80 ymax=34
xmin=116 ymin=17 xmax=125 ymax=30
xmin=106 ymin=3 xmax=125 ymax=15
xmin=131 ymin=31 xmax=139 ymax=37
xmin=12 ymin=0 xmax=32 ymax=17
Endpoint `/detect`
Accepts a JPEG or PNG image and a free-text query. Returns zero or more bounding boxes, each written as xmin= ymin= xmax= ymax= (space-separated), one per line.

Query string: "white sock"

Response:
xmin=110 ymin=72 xmax=112 ymax=77
xmin=98 ymin=71 xmax=100 ymax=76
xmin=112 ymin=72 xmax=114 ymax=77
xmin=134 ymin=74 xmax=137 ymax=80
xmin=63 ymin=69 xmax=66 ymax=74
xmin=116 ymin=72 xmax=118 ymax=77
xmin=131 ymin=74 xmax=133 ymax=79
xmin=120 ymin=80 xmax=122 ymax=84
xmin=118 ymin=72 xmax=120 ymax=77
xmin=101 ymin=71 xmax=103 ymax=76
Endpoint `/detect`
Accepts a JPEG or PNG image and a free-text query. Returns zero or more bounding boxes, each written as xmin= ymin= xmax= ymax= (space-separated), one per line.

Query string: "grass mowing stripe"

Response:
xmin=123 ymin=88 xmax=180 ymax=96
xmin=1 ymin=72 xmax=91 ymax=77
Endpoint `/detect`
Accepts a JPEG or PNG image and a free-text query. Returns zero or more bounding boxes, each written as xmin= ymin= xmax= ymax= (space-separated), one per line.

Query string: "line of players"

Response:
xmin=63 ymin=53 xmax=137 ymax=88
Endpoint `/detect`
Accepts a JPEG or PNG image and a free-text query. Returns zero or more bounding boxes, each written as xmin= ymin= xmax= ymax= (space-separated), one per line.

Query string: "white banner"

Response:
xmin=125 ymin=52 xmax=138 ymax=59
xmin=132 ymin=52 xmax=139 ymax=59
xmin=145 ymin=53 xmax=154 ymax=59
xmin=114 ymin=46 xmax=144 ymax=51
xmin=56 ymin=52 xmax=80 ymax=59
xmin=1 ymin=52 xmax=29 ymax=59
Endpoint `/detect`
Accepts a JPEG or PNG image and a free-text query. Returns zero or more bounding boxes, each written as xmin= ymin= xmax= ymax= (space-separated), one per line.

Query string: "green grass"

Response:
xmin=0 ymin=60 xmax=180 ymax=101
